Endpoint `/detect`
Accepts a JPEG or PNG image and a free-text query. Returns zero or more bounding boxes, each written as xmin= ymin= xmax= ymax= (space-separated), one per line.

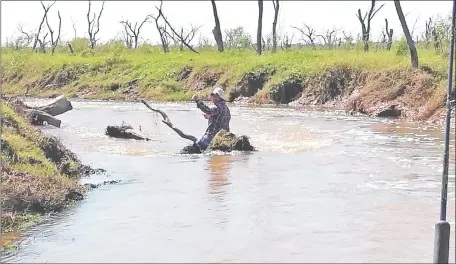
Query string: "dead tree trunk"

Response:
xmin=67 ymin=42 xmax=74 ymax=54
xmin=394 ymin=0 xmax=419 ymax=68
xmin=210 ymin=0 xmax=224 ymax=52
xmin=45 ymin=8 xmax=62 ymax=55
xmin=71 ymin=18 xmax=77 ymax=39
xmin=33 ymin=1 xmax=55 ymax=52
xmin=257 ymin=0 xmax=264 ymax=55
xmin=150 ymin=1 xmax=170 ymax=53
xmin=272 ymin=0 xmax=279 ymax=53
xmin=356 ymin=0 xmax=385 ymax=52
xmin=87 ymin=0 xmax=105 ymax=49
xmin=384 ymin=18 xmax=394 ymax=50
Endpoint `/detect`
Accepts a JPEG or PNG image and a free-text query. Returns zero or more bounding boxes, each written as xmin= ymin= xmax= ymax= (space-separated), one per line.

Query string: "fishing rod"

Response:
xmin=433 ymin=0 xmax=456 ymax=263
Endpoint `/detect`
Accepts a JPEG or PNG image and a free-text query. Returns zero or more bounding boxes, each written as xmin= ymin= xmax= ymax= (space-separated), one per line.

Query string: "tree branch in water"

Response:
xmin=140 ymin=100 xmax=197 ymax=143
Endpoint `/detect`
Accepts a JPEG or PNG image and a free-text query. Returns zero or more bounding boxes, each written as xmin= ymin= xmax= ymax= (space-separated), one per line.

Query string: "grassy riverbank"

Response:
xmin=1 ymin=43 xmax=451 ymax=122
xmin=0 ymin=99 xmax=90 ymax=242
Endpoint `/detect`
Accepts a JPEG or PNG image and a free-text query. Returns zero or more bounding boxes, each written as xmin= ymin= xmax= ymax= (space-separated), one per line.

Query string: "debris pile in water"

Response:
xmin=105 ymin=123 xmax=150 ymax=141
xmin=207 ymin=130 xmax=255 ymax=152
xmin=180 ymin=130 xmax=255 ymax=154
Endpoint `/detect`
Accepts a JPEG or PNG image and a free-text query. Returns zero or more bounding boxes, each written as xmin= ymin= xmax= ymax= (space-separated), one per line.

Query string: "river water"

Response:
xmin=2 ymin=99 xmax=455 ymax=263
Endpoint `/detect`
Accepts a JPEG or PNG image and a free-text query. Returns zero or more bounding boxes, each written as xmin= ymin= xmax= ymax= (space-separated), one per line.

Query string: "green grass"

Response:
xmin=1 ymin=41 xmax=450 ymax=101
xmin=1 ymin=102 xmax=82 ymax=234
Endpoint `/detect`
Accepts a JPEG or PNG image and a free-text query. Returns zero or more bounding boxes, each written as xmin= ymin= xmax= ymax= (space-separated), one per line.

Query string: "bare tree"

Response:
xmin=44 ymin=5 xmax=62 ymax=55
xmin=198 ymin=34 xmax=213 ymax=48
xmin=341 ymin=30 xmax=354 ymax=47
xmin=256 ymin=0 xmax=264 ymax=55
xmin=17 ymin=25 xmax=35 ymax=48
xmin=37 ymin=32 xmax=49 ymax=53
xmin=33 ymin=1 xmax=55 ymax=51
xmin=71 ymin=18 xmax=77 ymax=39
xmin=174 ymin=25 xmax=202 ymax=51
xmin=384 ymin=18 xmax=394 ymax=50
xmin=87 ymin=0 xmax=105 ymax=49
xmin=155 ymin=0 xmax=199 ymax=53
xmin=272 ymin=0 xmax=279 ymax=53
xmin=280 ymin=33 xmax=294 ymax=50
xmin=292 ymin=24 xmax=317 ymax=49
xmin=356 ymin=0 xmax=385 ymax=52
xmin=120 ymin=16 xmax=149 ymax=48
xmin=394 ymin=0 xmax=418 ymax=68
xmin=410 ymin=16 xmax=420 ymax=41
xmin=210 ymin=0 xmax=224 ymax=52
xmin=263 ymin=33 xmax=272 ymax=50
xmin=149 ymin=1 xmax=170 ymax=53
xmin=121 ymin=23 xmax=133 ymax=48
xmin=423 ymin=17 xmax=433 ymax=46
xmin=317 ymin=28 xmax=337 ymax=47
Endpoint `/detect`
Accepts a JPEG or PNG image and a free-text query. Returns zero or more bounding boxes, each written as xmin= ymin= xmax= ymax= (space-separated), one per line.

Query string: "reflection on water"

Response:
xmin=1 ymin=99 xmax=455 ymax=263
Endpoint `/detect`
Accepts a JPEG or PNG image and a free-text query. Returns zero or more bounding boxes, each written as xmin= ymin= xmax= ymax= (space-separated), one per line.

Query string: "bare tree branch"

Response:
xmin=155 ymin=1 xmax=199 ymax=53
xmin=45 ymin=8 xmax=62 ymax=55
xmin=384 ymin=18 xmax=394 ymax=50
xmin=291 ymin=24 xmax=317 ymax=49
xmin=355 ymin=0 xmax=385 ymax=51
xmin=120 ymin=15 xmax=150 ymax=48
xmin=317 ymin=28 xmax=337 ymax=47
xmin=33 ymin=1 xmax=55 ymax=51
xmin=87 ymin=0 xmax=105 ymax=49
xmin=71 ymin=17 xmax=77 ymax=39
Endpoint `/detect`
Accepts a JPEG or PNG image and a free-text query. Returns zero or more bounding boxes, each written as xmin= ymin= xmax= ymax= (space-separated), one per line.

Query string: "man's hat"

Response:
xmin=211 ymin=87 xmax=225 ymax=99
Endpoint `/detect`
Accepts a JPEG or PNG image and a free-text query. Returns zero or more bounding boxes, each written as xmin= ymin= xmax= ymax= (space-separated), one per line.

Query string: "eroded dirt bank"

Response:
xmin=0 ymin=97 xmax=107 ymax=237
xmin=2 ymin=62 xmax=453 ymax=125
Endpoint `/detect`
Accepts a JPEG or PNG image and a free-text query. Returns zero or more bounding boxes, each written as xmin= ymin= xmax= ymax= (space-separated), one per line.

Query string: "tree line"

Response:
xmin=5 ymin=0 xmax=454 ymax=68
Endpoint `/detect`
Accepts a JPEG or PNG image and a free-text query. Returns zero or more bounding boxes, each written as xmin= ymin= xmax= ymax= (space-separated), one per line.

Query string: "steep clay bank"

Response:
xmin=1 ymin=55 xmax=451 ymax=125
xmin=0 ymin=98 xmax=105 ymax=236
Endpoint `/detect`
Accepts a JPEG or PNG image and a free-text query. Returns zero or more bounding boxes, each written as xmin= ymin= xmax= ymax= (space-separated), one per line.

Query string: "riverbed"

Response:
xmin=2 ymin=99 xmax=455 ymax=263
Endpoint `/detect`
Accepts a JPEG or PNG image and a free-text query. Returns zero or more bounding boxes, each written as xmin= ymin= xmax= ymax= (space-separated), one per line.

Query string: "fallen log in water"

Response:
xmin=25 ymin=109 xmax=62 ymax=128
xmin=105 ymin=124 xmax=150 ymax=141
xmin=31 ymin=95 xmax=73 ymax=116
xmin=15 ymin=95 xmax=74 ymax=128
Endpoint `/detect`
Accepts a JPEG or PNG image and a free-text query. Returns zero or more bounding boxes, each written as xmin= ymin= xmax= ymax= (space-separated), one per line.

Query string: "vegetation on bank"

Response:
xmin=0 ymin=40 xmax=450 ymax=97
xmin=1 ymin=99 xmax=88 ymax=237
xmin=2 ymin=0 xmax=453 ymax=120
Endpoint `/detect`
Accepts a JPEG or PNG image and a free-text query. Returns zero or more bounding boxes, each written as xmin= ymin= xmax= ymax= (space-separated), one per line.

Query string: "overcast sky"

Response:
xmin=1 ymin=1 xmax=452 ymax=46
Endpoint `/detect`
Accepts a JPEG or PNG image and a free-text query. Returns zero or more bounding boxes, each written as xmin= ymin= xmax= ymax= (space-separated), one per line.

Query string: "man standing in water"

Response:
xmin=192 ymin=87 xmax=231 ymax=151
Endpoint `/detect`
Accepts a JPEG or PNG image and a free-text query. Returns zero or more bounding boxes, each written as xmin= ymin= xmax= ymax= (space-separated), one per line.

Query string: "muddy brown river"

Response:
xmin=2 ymin=99 xmax=455 ymax=263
